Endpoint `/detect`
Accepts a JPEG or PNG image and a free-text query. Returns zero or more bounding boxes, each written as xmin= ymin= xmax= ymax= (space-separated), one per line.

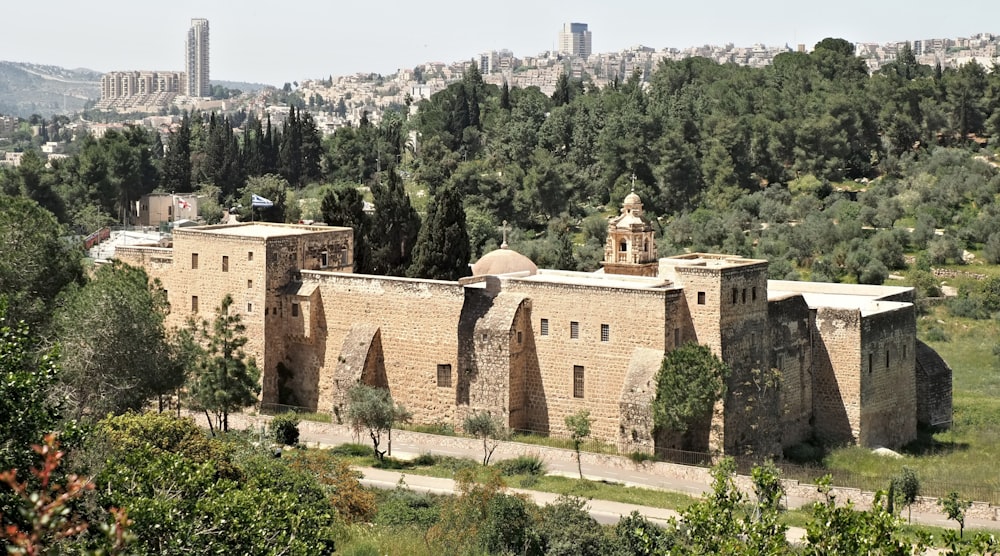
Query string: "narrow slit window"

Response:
xmin=437 ymin=364 xmax=452 ymax=387
xmin=291 ymin=303 xmax=299 ymax=317
xmin=570 ymin=321 xmax=579 ymax=339
xmin=248 ymin=251 xmax=254 ymax=261
xmin=601 ymin=324 xmax=610 ymax=342
xmin=320 ymin=251 xmax=329 ymax=268
xmin=191 ymin=295 xmax=198 ymax=312
xmin=732 ymin=288 xmax=738 ymax=304
xmin=573 ymin=365 xmax=585 ymax=398
xmin=191 ymin=253 xmax=199 ymax=269
xmin=540 ymin=318 xmax=549 ymax=336
xmin=222 ymin=255 xmax=229 ymax=272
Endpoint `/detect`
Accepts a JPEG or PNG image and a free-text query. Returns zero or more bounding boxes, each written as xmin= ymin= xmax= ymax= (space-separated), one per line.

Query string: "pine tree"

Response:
xmin=187 ymin=294 xmax=261 ymax=433
xmin=409 ymin=184 xmax=470 ymax=280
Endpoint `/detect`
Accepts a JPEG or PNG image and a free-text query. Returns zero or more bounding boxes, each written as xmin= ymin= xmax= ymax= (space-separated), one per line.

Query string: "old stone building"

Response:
xmin=116 ymin=194 xmax=951 ymax=456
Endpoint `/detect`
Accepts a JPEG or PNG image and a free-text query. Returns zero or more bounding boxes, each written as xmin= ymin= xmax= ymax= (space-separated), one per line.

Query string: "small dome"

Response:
xmin=471 ymin=247 xmax=538 ymax=276
xmin=624 ymin=191 xmax=642 ymax=206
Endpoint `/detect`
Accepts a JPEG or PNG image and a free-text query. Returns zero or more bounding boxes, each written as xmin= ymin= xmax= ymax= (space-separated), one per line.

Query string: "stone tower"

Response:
xmin=602 ymin=189 xmax=659 ymax=277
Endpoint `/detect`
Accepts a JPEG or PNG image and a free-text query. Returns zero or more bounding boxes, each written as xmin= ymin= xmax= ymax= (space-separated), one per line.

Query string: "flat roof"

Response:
xmin=768 ymin=280 xmax=913 ymax=317
xmin=180 ymin=223 xmax=350 ymax=239
xmin=507 ymin=269 xmax=676 ymax=291
xmin=660 ymin=253 xmax=768 ymax=270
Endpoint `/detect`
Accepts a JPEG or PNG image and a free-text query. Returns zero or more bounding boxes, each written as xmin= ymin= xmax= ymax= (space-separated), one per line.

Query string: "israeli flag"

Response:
xmin=251 ymin=194 xmax=274 ymax=208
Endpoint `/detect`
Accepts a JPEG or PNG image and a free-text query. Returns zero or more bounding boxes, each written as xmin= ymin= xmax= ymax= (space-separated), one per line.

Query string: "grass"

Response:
xmin=509 ymin=431 xmax=620 ymax=455
xmin=811 ymin=304 xmax=1000 ymax=504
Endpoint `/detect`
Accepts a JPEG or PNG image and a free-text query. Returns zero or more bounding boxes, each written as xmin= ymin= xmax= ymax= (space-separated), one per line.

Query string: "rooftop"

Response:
xmin=768 ymin=280 xmax=914 ymax=316
xmin=508 ymin=269 xmax=675 ymax=291
xmin=179 ymin=222 xmax=350 ymax=239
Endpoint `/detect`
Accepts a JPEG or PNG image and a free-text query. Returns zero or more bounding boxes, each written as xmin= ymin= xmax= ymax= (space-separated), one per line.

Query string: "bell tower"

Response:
xmin=602 ymin=186 xmax=658 ymax=277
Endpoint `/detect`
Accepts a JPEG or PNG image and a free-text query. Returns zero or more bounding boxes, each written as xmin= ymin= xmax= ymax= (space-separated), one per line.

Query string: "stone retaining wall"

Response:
xmin=206 ymin=411 xmax=998 ymax=522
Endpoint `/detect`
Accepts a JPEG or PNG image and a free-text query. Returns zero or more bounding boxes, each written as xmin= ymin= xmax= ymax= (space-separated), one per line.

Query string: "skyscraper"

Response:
xmin=185 ymin=18 xmax=210 ymax=97
xmin=558 ymin=22 xmax=592 ymax=59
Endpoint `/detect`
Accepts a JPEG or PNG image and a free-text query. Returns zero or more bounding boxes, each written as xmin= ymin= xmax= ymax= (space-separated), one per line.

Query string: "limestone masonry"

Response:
xmin=116 ymin=194 xmax=952 ymax=457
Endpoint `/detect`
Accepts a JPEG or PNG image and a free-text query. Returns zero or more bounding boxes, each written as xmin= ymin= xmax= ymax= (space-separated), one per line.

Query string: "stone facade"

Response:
xmin=118 ymin=207 xmax=950 ymax=456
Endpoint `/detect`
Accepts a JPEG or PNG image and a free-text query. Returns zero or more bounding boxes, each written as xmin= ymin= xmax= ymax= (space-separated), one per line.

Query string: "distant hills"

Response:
xmin=0 ymin=61 xmax=272 ymax=118
xmin=0 ymin=61 xmax=101 ymax=117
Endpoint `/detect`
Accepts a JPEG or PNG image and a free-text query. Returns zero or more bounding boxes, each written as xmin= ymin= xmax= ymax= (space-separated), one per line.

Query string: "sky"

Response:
xmin=2 ymin=0 xmax=998 ymax=86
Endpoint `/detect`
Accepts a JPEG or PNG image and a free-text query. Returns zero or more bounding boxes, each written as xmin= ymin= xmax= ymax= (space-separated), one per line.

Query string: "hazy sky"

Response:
xmin=2 ymin=0 xmax=997 ymax=86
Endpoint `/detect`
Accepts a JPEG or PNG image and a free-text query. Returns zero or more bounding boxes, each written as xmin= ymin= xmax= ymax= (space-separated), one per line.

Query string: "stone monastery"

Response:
xmin=117 ymin=192 xmax=952 ymax=457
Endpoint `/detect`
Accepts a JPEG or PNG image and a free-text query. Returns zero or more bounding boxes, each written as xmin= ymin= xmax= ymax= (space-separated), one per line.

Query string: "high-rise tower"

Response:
xmin=185 ymin=18 xmax=210 ymax=97
xmin=557 ymin=22 xmax=592 ymax=59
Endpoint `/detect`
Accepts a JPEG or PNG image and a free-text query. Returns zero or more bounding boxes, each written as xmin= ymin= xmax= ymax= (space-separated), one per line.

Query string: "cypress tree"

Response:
xmin=369 ymin=167 xmax=420 ymax=276
xmin=320 ymin=184 xmax=372 ymax=273
xmin=162 ymin=115 xmax=192 ymax=192
xmin=409 ymin=184 xmax=469 ymax=281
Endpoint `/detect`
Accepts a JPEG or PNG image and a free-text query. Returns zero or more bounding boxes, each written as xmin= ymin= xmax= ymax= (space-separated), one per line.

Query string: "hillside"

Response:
xmin=0 ymin=61 xmax=101 ymax=117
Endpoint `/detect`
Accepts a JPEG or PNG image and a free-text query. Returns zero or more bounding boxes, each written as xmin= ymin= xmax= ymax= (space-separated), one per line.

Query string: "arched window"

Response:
xmin=619 ymin=240 xmax=627 ymax=252
xmin=643 ymin=239 xmax=649 ymax=252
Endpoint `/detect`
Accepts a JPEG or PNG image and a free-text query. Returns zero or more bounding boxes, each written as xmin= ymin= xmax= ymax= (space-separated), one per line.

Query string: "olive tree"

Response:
xmin=463 ymin=411 xmax=507 ymax=466
xmin=345 ymin=383 xmax=410 ymax=462
xmin=564 ymin=409 xmax=592 ymax=479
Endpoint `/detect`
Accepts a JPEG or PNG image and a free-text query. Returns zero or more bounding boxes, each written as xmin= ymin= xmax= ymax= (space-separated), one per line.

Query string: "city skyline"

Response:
xmin=2 ymin=0 xmax=1000 ymax=86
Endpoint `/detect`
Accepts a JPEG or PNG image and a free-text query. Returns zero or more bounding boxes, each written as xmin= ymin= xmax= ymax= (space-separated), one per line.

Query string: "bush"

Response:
xmin=494 ymin=455 xmax=546 ymax=477
xmin=270 ymin=412 xmax=300 ymax=446
xmin=924 ymin=326 xmax=950 ymax=342
xmin=329 ymin=443 xmax=373 ymax=458
xmin=947 ymin=296 xmax=989 ymax=320
xmin=629 ymin=451 xmax=656 ymax=464
xmin=412 ymin=452 xmax=437 ymax=466
xmin=375 ymin=488 xmax=441 ymax=529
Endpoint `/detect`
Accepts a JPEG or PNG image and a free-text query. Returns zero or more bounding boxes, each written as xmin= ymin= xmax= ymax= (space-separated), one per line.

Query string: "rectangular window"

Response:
xmin=752 ymin=286 xmax=757 ymax=301
xmin=886 ymin=350 xmax=890 ymax=368
xmin=540 ymin=319 xmax=549 ymax=336
xmin=517 ymin=330 xmax=522 ymax=344
xmin=191 ymin=295 xmax=198 ymax=312
xmin=191 ymin=253 xmax=199 ymax=269
xmin=247 ymin=302 xmax=253 ymax=313
xmin=742 ymin=288 xmax=747 ymax=303
xmin=601 ymin=324 xmax=610 ymax=342
xmin=222 ymin=255 xmax=229 ymax=272
xmin=291 ymin=303 xmax=299 ymax=317
xmin=869 ymin=353 xmax=874 ymax=374
xmin=573 ymin=365 xmax=585 ymax=398
xmin=320 ymin=251 xmax=329 ymax=268
xmin=674 ymin=328 xmax=680 ymax=347
xmin=437 ymin=364 xmax=452 ymax=387
xmin=247 ymin=279 xmax=253 ymax=289
xmin=697 ymin=291 xmax=706 ymax=305
xmin=732 ymin=288 xmax=738 ymax=304
xmin=570 ymin=321 xmax=579 ymax=339
xmin=248 ymin=251 xmax=254 ymax=261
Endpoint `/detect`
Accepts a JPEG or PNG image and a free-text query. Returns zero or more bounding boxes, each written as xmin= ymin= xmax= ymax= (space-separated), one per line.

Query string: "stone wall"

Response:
xmin=859 ymin=305 xmax=917 ymax=448
xmin=915 ymin=339 xmax=953 ymax=429
xmin=812 ymin=307 xmax=861 ymax=445
xmin=305 ymin=272 xmax=467 ymax=426
xmin=768 ymin=295 xmax=814 ymax=448
xmin=502 ymin=278 xmax=676 ymax=443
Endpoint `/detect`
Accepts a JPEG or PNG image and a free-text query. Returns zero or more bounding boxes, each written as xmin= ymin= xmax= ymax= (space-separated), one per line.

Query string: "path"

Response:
xmin=199 ymin=412 xmax=999 ymax=536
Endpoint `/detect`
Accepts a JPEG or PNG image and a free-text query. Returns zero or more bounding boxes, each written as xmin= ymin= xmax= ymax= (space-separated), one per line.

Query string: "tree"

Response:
xmin=320 ymin=184 xmax=372 ymax=273
xmin=345 ymin=383 xmax=409 ymax=462
xmin=52 ymin=262 xmax=183 ymax=419
xmin=564 ymin=410 xmax=592 ymax=479
xmin=409 ymin=184 xmax=470 ymax=280
xmin=0 ymin=196 xmax=83 ymax=329
xmin=187 ymin=295 xmax=261 ymax=433
xmin=162 ymin=115 xmax=192 ymax=192
xmin=241 ymin=173 xmax=289 ymax=223
xmin=939 ymin=491 xmax=973 ymax=538
xmin=652 ymin=343 xmax=729 ymax=446
xmin=463 ymin=412 xmax=506 ymax=466
xmin=0 ymin=301 xmax=63 ymax=517
xmin=890 ymin=466 xmax=920 ymax=523
xmin=369 ymin=168 xmax=420 ymax=276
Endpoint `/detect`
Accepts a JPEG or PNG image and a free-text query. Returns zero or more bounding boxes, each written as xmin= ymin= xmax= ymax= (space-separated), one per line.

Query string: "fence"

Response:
xmin=252 ymin=405 xmax=999 ymax=505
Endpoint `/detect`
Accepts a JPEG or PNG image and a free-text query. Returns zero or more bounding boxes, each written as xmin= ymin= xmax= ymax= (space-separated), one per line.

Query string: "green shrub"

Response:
xmin=784 ymin=438 xmax=825 ymax=464
xmin=434 ymin=455 xmax=479 ymax=474
xmin=924 ymin=325 xmax=950 ymax=342
xmin=270 ymin=412 xmax=300 ymax=446
xmin=330 ymin=443 xmax=373 ymax=458
xmin=412 ymin=452 xmax=437 ymax=466
xmin=494 ymin=455 xmax=545 ymax=477
xmin=375 ymin=489 xmax=441 ymax=529
xmin=947 ymin=296 xmax=989 ymax=320
xmin=629 ymin=451 xmax=656 ymax=464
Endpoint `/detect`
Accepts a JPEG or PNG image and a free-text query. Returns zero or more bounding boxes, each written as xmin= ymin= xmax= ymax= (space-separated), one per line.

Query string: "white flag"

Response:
xmin=251 ymin=194 xmax=273 ymax=208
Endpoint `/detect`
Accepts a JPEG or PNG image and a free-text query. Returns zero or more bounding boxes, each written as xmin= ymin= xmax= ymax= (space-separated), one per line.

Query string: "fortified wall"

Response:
xmin=114 ymin=202 xmax=949 ymax=457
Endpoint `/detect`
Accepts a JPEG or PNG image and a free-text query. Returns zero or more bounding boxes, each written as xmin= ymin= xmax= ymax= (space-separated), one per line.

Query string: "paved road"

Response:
xmin=208 ymin=412 xmax=999 ymax=536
